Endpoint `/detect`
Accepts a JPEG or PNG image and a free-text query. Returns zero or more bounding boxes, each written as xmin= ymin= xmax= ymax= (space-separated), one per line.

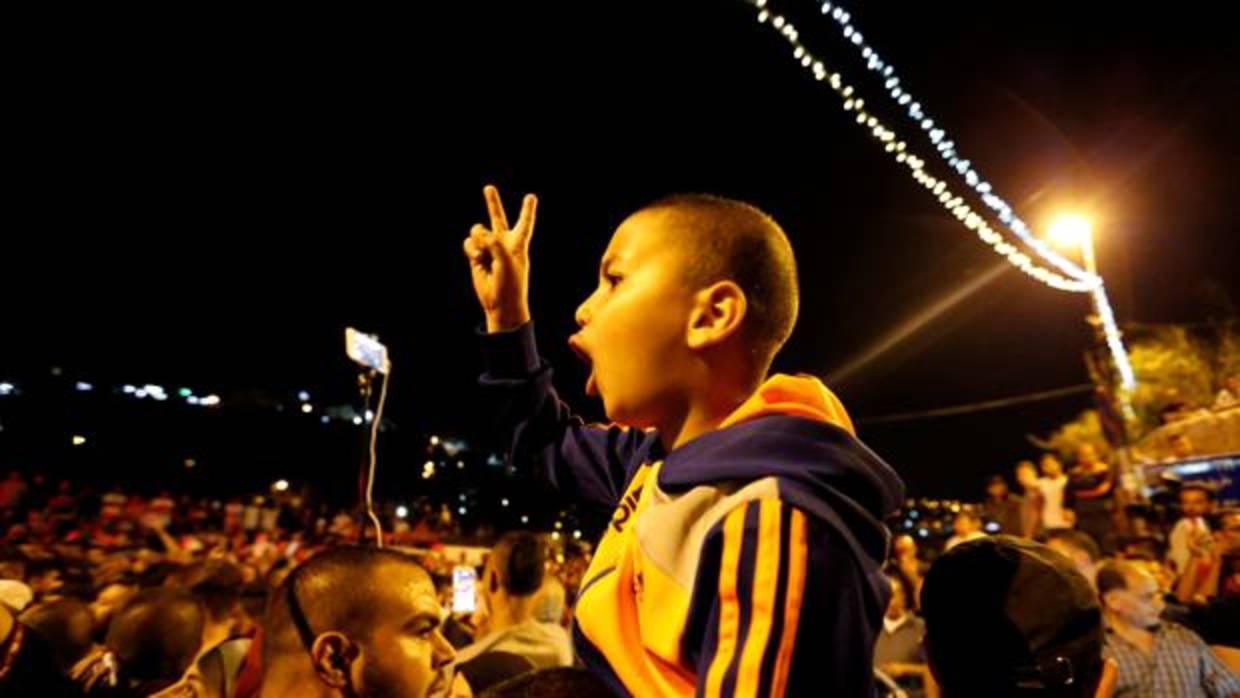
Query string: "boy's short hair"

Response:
xmin=642 ymin=194 xmax=799 ymax=370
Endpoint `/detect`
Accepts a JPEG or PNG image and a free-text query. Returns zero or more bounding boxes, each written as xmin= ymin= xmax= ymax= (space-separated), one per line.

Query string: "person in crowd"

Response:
xmin=892 ymin=534 xmax=927 ymax=613
xmin=1038 ymin=454 xmax=1071 ymax=530
xmin=1167 ymin=482 xmax=1216 ymax=577
xmin=1174 ymin=508 xmax=1240 ymax=671
xmin=257 ymin=546 xmax=457 ymax=698
xmin=75 ymin=588 xmax=206 ymax=697
xmin=0 ymin=471 xmax=28 ymax=511
xmin=466 ymin=185 xmax=904 ymax=695
xmin=1067 ymin=445 xmax=1115 ymax=554
xmin=0 ymin=600 xmax=78 ymax=696
xmin=19 ymin=597 xmax=96 ymax=674
xmin=454 ymin=532 xmax=573 ymax=692
xmin=26 ymin=558 xmax=66 ymax=604
xmin=1097 ymin=559 xmax=1240 ymax=697
xmin=1016 ymin=460 xmax=1045 ymax=538
xmin=184 ymin=561 xmax=252 ymax=658
xmin=984 ymin=475 xmax=1024 ymax=536
xmin=945 ymin=509 xmax=987 ymax=551
xmin=1044 ymin=528 xmax=1103 ymax=588
xmin=921 ymin=536 xmax=1115 ymax=698
xmin=875 ymin=571 xmax=938 ymax=698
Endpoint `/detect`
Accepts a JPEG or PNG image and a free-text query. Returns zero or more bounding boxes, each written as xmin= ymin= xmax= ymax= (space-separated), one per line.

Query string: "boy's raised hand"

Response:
xmin=464 ymin=184 xmax=539 ymax=333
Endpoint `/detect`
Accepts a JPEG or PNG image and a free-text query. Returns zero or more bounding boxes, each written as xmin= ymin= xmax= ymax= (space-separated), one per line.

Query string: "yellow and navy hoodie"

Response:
xmin=481 ymin=323 xmax=905 ymax=697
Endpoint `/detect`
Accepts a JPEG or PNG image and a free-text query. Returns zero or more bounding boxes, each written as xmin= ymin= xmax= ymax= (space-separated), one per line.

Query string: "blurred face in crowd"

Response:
xmin=893 ymin=535 xmax=917 ymax=561
xmin=1178 ymin=488 xmax=1213 ymax=519
xmin=885 ymin=575 xmax=907 ymax=620
xmin=953 ymin=514 xmax=981 ymax=537
xmin=1076 ymin=444 xmax=1100 ymax=467
xmin=1046 ymin=539 xmax=1097 ymax=587
xmin=1217 ymin=513 xmax=1240 ymax=556
xmin=1040 ymin=455 xmax=1064 ymax=478
xmin=1104 ymin=567 xmax=1164 ymax=630
xmin=0 ymin=560 xmax=23 ymax=580
xmin=30 ymin=569 xmax=63 ymax=597
xmin=986 ymin=478 xmax=1009 ymax=500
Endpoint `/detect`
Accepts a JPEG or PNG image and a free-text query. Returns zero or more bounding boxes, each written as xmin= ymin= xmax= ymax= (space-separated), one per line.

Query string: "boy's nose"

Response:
xmin=575 ymin=296 xmax=593 ymax=328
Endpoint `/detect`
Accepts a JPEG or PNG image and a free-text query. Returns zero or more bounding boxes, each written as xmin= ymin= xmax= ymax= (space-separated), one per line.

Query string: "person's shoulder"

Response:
xmin=1160 ymin=621 xmax=1208 ymax=646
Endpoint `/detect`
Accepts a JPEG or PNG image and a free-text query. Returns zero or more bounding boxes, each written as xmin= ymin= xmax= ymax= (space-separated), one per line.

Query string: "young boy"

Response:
xmin=464 ymin=185 xmax=904 ymax=697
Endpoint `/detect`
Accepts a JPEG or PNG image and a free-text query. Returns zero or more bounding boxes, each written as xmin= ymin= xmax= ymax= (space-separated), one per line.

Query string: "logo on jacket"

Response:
xmin=610 ymin=485 xmax=644 ymax=533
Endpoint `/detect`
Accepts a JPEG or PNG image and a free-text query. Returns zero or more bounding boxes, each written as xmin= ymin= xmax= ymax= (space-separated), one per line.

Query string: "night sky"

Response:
xmin=4 ymin=2 xmax=1238 ymax=500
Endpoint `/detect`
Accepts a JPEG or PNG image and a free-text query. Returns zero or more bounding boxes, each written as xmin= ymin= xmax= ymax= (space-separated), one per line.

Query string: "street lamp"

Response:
xmin=1048 ymin=214 xmax=1096 ymax=273
xmin=1045 ymin=212 xmax=1141 ymax=498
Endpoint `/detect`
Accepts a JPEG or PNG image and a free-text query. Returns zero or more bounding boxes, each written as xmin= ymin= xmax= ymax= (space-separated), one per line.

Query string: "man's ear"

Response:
xmin=311 ymin=632 xmax=359 ymax=688
xmin=686 ymin=280 xmax=747 ymax=350
xmin=1099 ymin=590 xmax=1121 ymax=614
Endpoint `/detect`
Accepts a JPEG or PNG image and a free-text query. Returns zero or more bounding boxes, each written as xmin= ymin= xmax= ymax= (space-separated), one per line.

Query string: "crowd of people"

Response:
xmin=0 ymin=472 xmax=603 ymax=697
xmin=3 ymin=451 xmax=1237 ymax=697
xmin=881 ymin=446 xmax=1240 ymax=697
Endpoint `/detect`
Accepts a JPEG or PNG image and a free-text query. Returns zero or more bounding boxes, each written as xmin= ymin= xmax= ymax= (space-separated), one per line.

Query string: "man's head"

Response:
xmin=1076 ymin=444 xmax=1099 ymax=466
xmin=20 ymin=598 xmax=96 ymax=671
xmin=893 ymin=534 xmax=918 ymax=561
xmin=1217 ymin=509 xmax=1240 ymax=552
xmin=106 ymin=588 xmax=206 ymax=694
xmin=1043 ymin=529 xmax=1102 ymax=587
xmin=1177 ymin=483 xmax=1215 ymax=519
xmin=263 ymin=546 xmax=455 ymax=698
xmin=25 ymin=559 xmax=64 ymax=599
xmin=184 ymin=561 xmax=248 ymax=641
xmin=953 ymin=510 xmax=982 ymax=537
xmin=92 ymin=577 xmax=140 ymax=637
xmin=481 ymin=532 xmax=548 ymax=633
xmin=1040 ymin=454 xmax=1064 ymax=479
xmin=987 ymin=475 xmax=1011 ymax=500
xmin=1097 ymin=560 xmax=1165 ymax=631
xmin=569 ymin=195 xmax=798 ymax=429
xmin=922 ymin=537 xmax=1105 ymax=698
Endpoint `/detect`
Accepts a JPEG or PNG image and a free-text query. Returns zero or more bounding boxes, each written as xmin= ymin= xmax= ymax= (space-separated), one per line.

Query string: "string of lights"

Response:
xmin=744 ymin=0 xmax=1136 ymax=388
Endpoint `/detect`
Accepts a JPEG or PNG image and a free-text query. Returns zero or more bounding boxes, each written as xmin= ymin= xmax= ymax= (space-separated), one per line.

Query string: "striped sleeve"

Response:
xmin=686 ymin=499 xmax=883 ymax=698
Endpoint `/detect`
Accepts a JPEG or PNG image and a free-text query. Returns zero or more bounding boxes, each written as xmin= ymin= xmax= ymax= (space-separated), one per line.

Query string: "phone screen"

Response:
xmin=345 ymin=328 xmax=390 ymax=374
xmin=452 ymin=566 xmax=477 ymax=614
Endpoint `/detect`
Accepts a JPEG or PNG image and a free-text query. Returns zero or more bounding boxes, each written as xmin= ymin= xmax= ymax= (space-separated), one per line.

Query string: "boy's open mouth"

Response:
xmin=568 ymin=335 xmax=598 ymax=397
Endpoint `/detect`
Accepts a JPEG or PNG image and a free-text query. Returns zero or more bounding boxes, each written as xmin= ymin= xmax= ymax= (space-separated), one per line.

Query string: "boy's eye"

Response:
xmin=605 ymin=273 xmax=622 ymax=286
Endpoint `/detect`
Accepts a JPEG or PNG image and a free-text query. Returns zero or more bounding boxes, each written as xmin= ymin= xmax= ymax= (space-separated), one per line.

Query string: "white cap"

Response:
xmin=0 ymin=580 xmax=34 ymax=612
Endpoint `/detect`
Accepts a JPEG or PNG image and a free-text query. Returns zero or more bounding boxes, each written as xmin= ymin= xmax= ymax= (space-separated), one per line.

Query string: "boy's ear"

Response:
xmin=686 ymin=281 xmax=747 ymax=350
